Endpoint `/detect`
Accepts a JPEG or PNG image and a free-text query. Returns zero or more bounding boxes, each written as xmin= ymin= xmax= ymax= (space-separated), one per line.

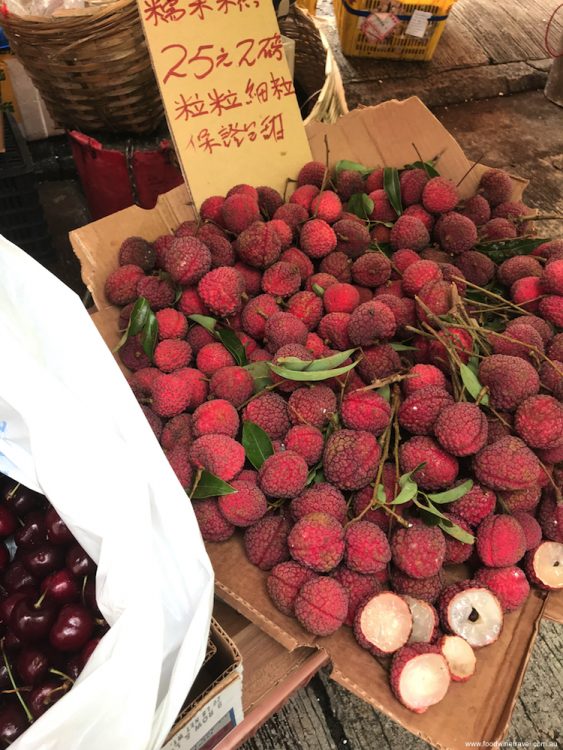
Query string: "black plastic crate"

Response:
xmin=0 ymin=113 xmax=54 ymax=261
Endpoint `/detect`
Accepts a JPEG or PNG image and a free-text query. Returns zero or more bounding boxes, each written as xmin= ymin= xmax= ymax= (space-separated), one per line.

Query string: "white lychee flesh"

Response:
xmin=446 ymin=587 xmax=503 ymax=647
xmin=440 ymin=635 xmax=476 ymax=682
xmin=359 ymin=592 xmax=412 ymax=654
xmin=404 ymin=596 xmax=437 ymax=644
xmin=397 ymin=654 xmax=450 ymax=712
xmin=531 ymin=542 xmax=563 ymax=589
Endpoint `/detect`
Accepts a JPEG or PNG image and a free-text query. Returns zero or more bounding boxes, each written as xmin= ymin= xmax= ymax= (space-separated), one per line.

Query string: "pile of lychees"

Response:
xmin=104 ymin=158 xmax=562 ymax=715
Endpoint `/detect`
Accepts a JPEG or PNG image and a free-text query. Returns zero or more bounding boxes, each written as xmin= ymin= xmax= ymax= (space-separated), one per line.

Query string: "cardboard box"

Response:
xmin=164 ymin=618 xmax=243 ymax=750
xmin=72 ymin=98 xmax=553 ymax=750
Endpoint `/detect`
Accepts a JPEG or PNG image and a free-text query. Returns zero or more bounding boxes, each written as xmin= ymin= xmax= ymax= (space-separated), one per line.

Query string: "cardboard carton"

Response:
xmin=72 ymin=97 xmax=554 ymax=750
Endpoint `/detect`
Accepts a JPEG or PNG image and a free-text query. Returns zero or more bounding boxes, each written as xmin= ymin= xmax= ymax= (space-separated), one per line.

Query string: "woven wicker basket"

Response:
xmin=1 ymin=0 xmax=163 ymax=133
xmin=280 ymin=5 xmax=348 ymax=124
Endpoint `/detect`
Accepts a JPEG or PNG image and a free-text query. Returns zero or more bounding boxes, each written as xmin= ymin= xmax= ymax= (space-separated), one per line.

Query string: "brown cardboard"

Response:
xmin=71 ymin=97 xmax=552 ymax=750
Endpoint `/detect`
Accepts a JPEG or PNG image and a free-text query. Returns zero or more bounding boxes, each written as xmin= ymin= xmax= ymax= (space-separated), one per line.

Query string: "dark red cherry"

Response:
xmin=45 ymin=508 xmax=74 ymax=546
xmin=49 ymin=604 xmax=94 ymax=652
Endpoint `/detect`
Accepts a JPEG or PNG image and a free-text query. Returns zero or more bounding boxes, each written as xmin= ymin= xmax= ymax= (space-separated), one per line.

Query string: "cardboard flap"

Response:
xmin=327 ymin=590 xmax=546 ymax=750
xmin=305 ymin=97 xmax=527 ymax=201
xmin=70 ymin=185 xmax=193 ymax=312
xmin=207 ymin=538 xmax=317 ymax=653
xmin=543 ymin=591 xmax=563 ymax=624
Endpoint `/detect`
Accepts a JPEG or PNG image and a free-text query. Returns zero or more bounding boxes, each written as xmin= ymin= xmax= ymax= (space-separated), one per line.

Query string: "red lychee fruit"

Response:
xmin=391 ymin=523 xmax=446 ymax=579
xmin=442 ymin=513 xmax=474 ymax=564
xmin=323 ymin=283 xmax=360 ymax=314
xmin=460 ymin=194 xmax=491 ymax=225
xmin=415 ymin=279 xmax=453 ymax=324
xmin=392 ymin=248 xmax=421 ymax=274
xmin=478 ymin=354 xmax=540 ymax=411
xmin=403 ymin=204 xmax=434 ymax=233
xmin=427 ymin=326 xmax=473 ymax=370
xmin=357 ymin=344 xmax=401 ymax=383
xmin=422 ymin=177 xmax=458 ymax=214
xmin=448 ymin=482 xmax=496 ymax=527
xmin=119 ymin=236 xmax=155 ymax=271
xmin=439 ymin=580 xmax=503 ymax=647
xmin=190 ymin=434 xmax=245 ymax=481
xmin=291 ymin=483 xmax=347 ymax=525
xmin=539 ymin=295 xmax=563 ymax=327
xmin=177 ymin=288 xmax=208 ymax=318
xmin=136 ymin=275 xmax=175 ymax=311
xmin=220 ymin=193 xmax=260 ymax=234
xmin=153 ymin=234 xmax=174 ymax=269
xmin=261 ymin=261 xmax=301 ymax=298
xmin=437 ymin=212 xmax=477 ymax=254
xmin=268 ymin=219 xmax=293 ymax=250
xmin=200 ymin=196 xmax=224 ymax=225
xmin=453 ymin=251 xmax=495 ymax=286
xmin=156 ymin=308 xmax=188 ymax=341
xmin=266 ymin=561 xmax=317 ymax=616
xmin=152 ymin=368 xmax=207 ymax=417
xmin=400 ymin=168 xmax=429 ymax=206
xmin=543 ymin=258 xmax=563 ymax=295
xmin=390 ymin=216 xmax=430 ymax=252
xmin=305 ymin=272 xmax=338 ymax=293
xmin=340 ymin=390 xmax=391 ymax=435
xmin=196 ymin=343 xmax=235 ymax=377
xmin=399 ymin=436 xmax=459 ymax=490
xmin=323 ymin=429 xmax=381 ymax=491
xmin=273 ymin=203 xmax=309 ymax=236
xmin=193 ymin=498 xmax=235 ymax=542
xmin=476 ymin=514 xmax=526 ymax=567
xmin=241 ymin=294 xmax=279 ymax=339
xmin=165 ymin=441 xmax=192 ymax=488
xmin=210 ymin=365 xmax=254 ymax=408
xmin=218 ymin=479 xmax=267 ymax=527
xmin=335 ymin=169 xmax=365 ymax=201
xmin=490 ymin=322 xmax=543 ymax=362
xmin=344 ymin=521 xmax=391 ymax=574
xmin=355 ymin=592 xmax=412 ymax=656
xmin=311 ymin=190 xmax=342 ymax=223
xmin=129 ymin=367 xmax=159 ymax=400
xmin=402 ymin=364 xmax=447 ymax=396
xmin=198 ymin=267 xmax=245 ymax=317
xmin=473 ymin=436 xmax=540 ymax=491
xmin=439 ymin=635 xmax=476 ymax=683
xmin=296 ymin=161 xmax=327 ymax=188
xmin=512 ymin=512 xmax=542 ymax=550
xmin=258 ymin=451 xmax=308 ymax=498
xmin=244 ymin=515 xmax=290 ymax=570
xmin=398 ymin=386 xmax=453 ymax=436
xmin=514 ymin=394 xmax=563 ymax=449
xmin=402 ymin=260 xmax=442 ymax=297
xmin=288 ymin=385 xmax=337 ymax=429
xmin=332 ymin=566 xmax=381 ymax=627
xmin=243 ymin=392 xmax=290 ymax=440
xmin=237 ymin=221 xmax=281 ymax=268
xmin=264 ymin=311 xmax=308 ymax=353
xmin=369 ymin=189 xmax=397 ymax=223
xmin=154 ymin=339 xmax=192 ymax=373
xmin=317 ymin=312 xmax=352 ymax=350
xmin=333 ymin=219 xmax=371 ymax=258
xmin=365 ymin=168 xmax=384 ymax=192
xmin=524 ymin=542 xmax=563 ymax=590
xmin=537 ymin=493 xmax=563 ymax=543
xmin=390 ymin=643 xmax=450 ymax=713
xmin=290 ymin=184 xmax=319 ymax=211
xmin=511 ymin=276 xmax=543 ymax=313
xmin=294 ymin=577 xmax=348 ymax=636
xmin=479 ymin=169 xmax=513 ymax=206
xmin=348 ymin=300 xmax=396 ymax=345
xmin=319 ymin=251 xmax=352 ymax=282
xmin=434 ymin=402 xmax=488 ymax=457
xmin=165 ymin=237 xmax=211 ymax=286
xmin=474 ymin=566 xmax=530 ymax=612
xmin=288 ymin=512 xmax=345 ymax=572
xmin=390 ymin=568 xmax=443 ymax=603
xmin=481 ymin=217 xmax=517 ymax=241
xmin=351 ymin=252 xmax=392 ymax=288
xmin=105 ymin=264 xmax=145 ymax=306
xmin=284 ymin=424 xmax=324 ymax=466
xmin=160 ymin=413 xmax=193 ymax=451
xmin=300 ymin=219 xmax=337 ymax=259
xmin=498 ymin=256 xmax=543 ymax=287
xmin=539 ymin=359 xmax=563 ymax=399
xmin=281 ymin=248 xmax=314 ymax=281
xmin=192 ymin=399 xmax=239 ymax=439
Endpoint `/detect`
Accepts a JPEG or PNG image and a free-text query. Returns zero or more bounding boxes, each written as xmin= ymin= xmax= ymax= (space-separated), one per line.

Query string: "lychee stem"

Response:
xmin=455 ymin=153 xmax=485 ymax=188
xmin=190 ymin=468 xmax=203 ymax=497
xmin=457 ymin=277 xmax=536 ymax=315
xmin=320 ymin=135 xmax=331 ymax=193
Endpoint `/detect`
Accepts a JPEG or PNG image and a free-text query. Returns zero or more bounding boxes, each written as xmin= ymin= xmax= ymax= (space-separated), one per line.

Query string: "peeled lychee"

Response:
xmin=404 ymin=597 xmax=439 ymax=644
xmin=354 ymin=591 xmax=412 ymax=656
xmin=439 ymin=581 xmax=503 ymax=647
xmin=439 ymin=635 xmax=476 ymax=682
xmin=390 ymin=643 xmax=450 ymax=714
xmin=524 ymin=542 xmax=563 ymax=590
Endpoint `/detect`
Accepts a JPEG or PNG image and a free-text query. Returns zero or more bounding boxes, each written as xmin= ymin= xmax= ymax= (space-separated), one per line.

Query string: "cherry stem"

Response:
xmin=49 ymin=668 xmax=75 ymax=684
xmin=81 ymin=576 xmax=88 ymax=608
xmin=1 ymin=642 xmax=33 ymax=724
xmin=34 ymin=590 xmax=47 ymax=610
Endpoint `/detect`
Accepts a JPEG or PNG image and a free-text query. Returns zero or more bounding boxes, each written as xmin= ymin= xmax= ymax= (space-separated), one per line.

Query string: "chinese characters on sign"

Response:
xmin=138 ymin=0 xmax=312 ymax=207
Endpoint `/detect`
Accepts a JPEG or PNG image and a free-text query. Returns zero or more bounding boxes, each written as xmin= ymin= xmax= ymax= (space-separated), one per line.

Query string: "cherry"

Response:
xmin=0 ymin=702 xmax=28 ymax=745
xmin=0 ymin=591 xmax=34 ymax=625
xmin=0 ymin=664 xmax=11 ymax=690
xmin=5 ymin=484 xmax=45 ymax=517
xmin=65 ymin=545 xmax=95 ymax=578
xmin=50 ymin=604 xmax=94 ymax=652
xmin=3 ymin=632 xmax=22 ymax=653
xmin=29 ymin=681 xmax=68 ymax=719
xmin=2 ymin=563 xmax=36 ymax=593
xmin=45 ymin=508 xmax=74 ymax=546
xmin=16 ymin=648 xmax=48 ymax=686
xmin=0 ymin=545 xmax=10 ymax=574
xmin=65 ymin=654 xmax=83 ymax=680
xmin=81 ymin=638 xmax=100 ymax=665
xmin=0 ymin=507 xmax=16 ymax=539
xmin=14 ymin=512 xmax=46 ymax=550
xmin=9 ymin=595 xmax=58 ymax=643
xmin=21 ymin=544 xmax=64 ymax=580
xmin=41 ymin=569 xmax=79 ymax=605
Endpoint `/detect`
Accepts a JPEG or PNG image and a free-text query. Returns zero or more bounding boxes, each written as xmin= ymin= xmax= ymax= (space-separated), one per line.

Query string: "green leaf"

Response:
xmin=335 ymin=160 xmax=371 ymax=177
xmin=459 ymin=363 xmax=489 ymax=405
xmin=376 ymin=484 xmax=387 ymax=503
xmin=313 ymin=470 xmax=325 ymax=484
xmin=276 ymin=356 xmax=313 ymax=371
xmin=413 ymin=496 xmax=450 ymax=521
xmin=347 ymin=193 xmax=374 ymax=220
xmin=391 ymin=342 xmax=416 ymax=351
xmin=268 ymin=360 xmax=358 ymax=382
xmin=383 ymin=167 xmax=402 ymax=216
xmin=476 ymin=237 xmax=549 ymax=264
xmin=244 ymin=361 xmax=272 ymax=393
xmin=391 ymin=481 xmax=417 ymax=505
xmin=129 ymin=297 xmax=151 ymax=336
xmin=399 ymin=464 xmax=424 ymax=488
xmin=377 ymin=385 xmax=391 ymax=402
xmin=427 ymin=479 xmax=474 ymax=504
xmin=305 ymin=348 xmax=358 ymax=372
xmin=242 ymin=421 xmax=274 ymax=470
xmin=141 ymin=313 xmax=158 ymax=359
xmin=438 ymin=518 xmax=475 ymax=544
xmin=188 ymin=314 xmax=217 ymax=333
xmin=216 ymin=327 xmax=247 ymax=366
xmin=406 ymin=160 xmax=440 ymax=178
xmin=191 ymin=471 xmax=236 ymax=499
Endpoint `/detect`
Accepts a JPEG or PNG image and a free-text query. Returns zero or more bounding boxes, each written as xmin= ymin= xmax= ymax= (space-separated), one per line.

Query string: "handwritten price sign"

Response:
xmin=138 ymin=0 xmax=312 ymax=208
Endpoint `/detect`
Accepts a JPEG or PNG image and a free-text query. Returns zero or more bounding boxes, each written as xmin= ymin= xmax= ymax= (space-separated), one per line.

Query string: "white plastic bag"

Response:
xmin=0 ymin=236 xmax=214 ymax=750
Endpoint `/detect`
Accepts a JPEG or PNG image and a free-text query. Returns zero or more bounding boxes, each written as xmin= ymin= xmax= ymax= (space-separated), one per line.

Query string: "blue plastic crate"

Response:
xmin=0 ymin=27 xmax=9 ymax=52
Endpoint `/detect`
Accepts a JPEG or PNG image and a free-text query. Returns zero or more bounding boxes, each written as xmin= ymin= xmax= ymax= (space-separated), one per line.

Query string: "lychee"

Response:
xmin=341 ymin=390 xmax=391 ymax=435
xmin=398 ymin=386 xmax=453 ymax=436
xmin=422 ymin=177 xmax=459 ymax=214
xmin=291 ymin=483 xmax=347 ymax=525
xmin=369 ymin=189 xmax=397 ymax=223
xmin=323 ymin=283 xmax=360 ymax=314
xmin=498 ymin=256 xmax=543 ymax=287
xmin=399 ymin=436 xmax=459 ymax=490
xmin=237 ymin=221 xmax=281 ymax=268
xmin=402 ymin=364 xmax=446 ymax=396
xmin=434 ymin=402 xmax=488 ymax=457
xmin=244 ymin=515 xmax=290 ymax=570
xmin=344 ymin=521 xmax=391 ymax=574
xmin=294 ymin=577 xmax=348 ymax=636
xmin=333 ymin=219 xmax=371 ymax=258
xmin=390 ymin=643 xmax=450 ymax=713
xmin=404 ymin=597 xmax=439 ymax=644
xmin=538 ymin=295 xmax=563 ymax=327
xmin=512 ymin=512 xmax=542 ymax=550
xmin=192 ymin=399 xmax=239 ymax=439
xmin=300 ymin=219 xmax=337 ymax=259
xmin=318 ymin=312 xmax=352 ymax=350
xmin=439 ymin=580 xmax=503 ymax=647
xmin=267 ymin=561 xmax=317 ymax=616
xmin=402 ymin=260 xmax=442 ymax=297
xmin=264 ymin=312 xmax=308 ymax=352
xmin=524 ymin=542 xmax=563 ymax=590
xmin=348 ymin=300 xmax=396 ymax=345
xmin=390 ymin=216 xmax=430 ymax=252
xmin=442 ymin=513 xmax=474 ymax=564
xmin=210 ymin=365 xmax=254 ymax=407
xmin=105 ymin=264 xmax=145 ymax=306
xmin=437 ymin=212 xmax=477 ymax=254
xmin=288 ymin=385 xmax=337 ymax=429
xmin=474 ymin=566 xmax=530 ymax=612
xmin=390 ymin=569 xmax=443 ymax=604
xmin=284 ymin=425 xmax=324 ymax=466
xmin=479 ymin=169 xmax=513 ymax=206
xmin=190 ymin=434 xmax=245 ymax=482
xmin=439 ymin=635 xmax=476 ymax=682
xmin=391 ymin=523 xmax=446 ymax=579
xmin=449 ymin=482 xmax=496 ymax=527
xmin=476 ymin=514 xmax=526 ymax=567
xmin=473 ymin=436 xmax=540 ymax=491
xmin=296 ymin=161 xmax=327 ymax=188
xmin=198 ymin=267 xmax=245 ymax=317
xmin=258 ymin=451 xmax=308 ymax=498
xmin=311 ymin=190 xmax=342 ymax=223
xmin=453 ymin=251 xmax=495 ymax=286
xmin=281 ymin=247 xmax=314 ymax=281
xmin=354 ymin=592 xmax=412 ymax=656
xmin=193 ymin=498 xmax=235 ymax=542
xmin=400 ymin=168 xmax=429 ymax=206
xmin=196 ymin=343 xmax=235 ymax=377
xmin=319 ymin=252 xmax=352 ymax=282
xmin=357 ymin=344 xmax=401 ymax=383
xmin=119 ymin=236 xmax=155 ymax=271
xmin=479 ymin=354 xmax=540 ymax=411
xmin=332 ymin=567 xmax=381 ymax=627
xmin=220 ymin=193 xmax=261 ymax=234
xmin=460 ymin=194 xmax=491 ymax=225
xmin=514 ymin=394 xmax=563 ymax=449
xmin=261 ymin=261 xmax=301 ymax=298
xmin=323 ymin=429 xmax=381 ymax=491
xmin=511 ymin=276 xmax=543 ymax=313
xmin=287 ymin=512 xmax=345 ymax=573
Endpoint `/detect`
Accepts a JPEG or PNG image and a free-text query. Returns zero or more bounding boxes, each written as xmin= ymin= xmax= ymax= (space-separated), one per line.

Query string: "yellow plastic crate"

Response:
xmin=333 ymin=0 xmax=455 ymax=60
